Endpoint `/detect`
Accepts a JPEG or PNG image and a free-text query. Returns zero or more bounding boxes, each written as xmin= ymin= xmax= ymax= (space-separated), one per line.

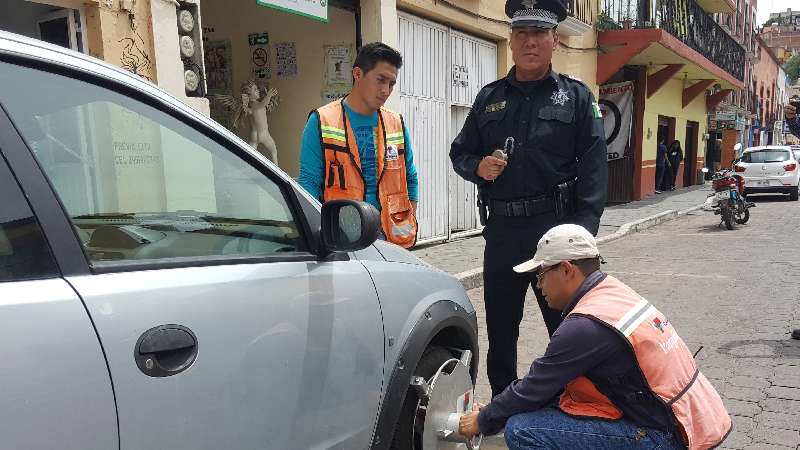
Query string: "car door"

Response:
xmin=0 ymin=58 xmax=384 ymax=450
xmin=0 ymin=121 xmax=117 ymax=450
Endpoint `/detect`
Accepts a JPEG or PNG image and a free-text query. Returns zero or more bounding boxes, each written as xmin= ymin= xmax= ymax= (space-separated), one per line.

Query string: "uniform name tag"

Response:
xmin=485 ymin=101 xmax=506 ymax=113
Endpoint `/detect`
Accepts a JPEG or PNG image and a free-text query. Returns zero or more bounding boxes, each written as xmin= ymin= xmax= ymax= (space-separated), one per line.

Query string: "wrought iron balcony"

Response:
xmin=562 ymin=0 xmax=594 ymax=35
xmin=599 ymin=0 xmax=745 ymax=82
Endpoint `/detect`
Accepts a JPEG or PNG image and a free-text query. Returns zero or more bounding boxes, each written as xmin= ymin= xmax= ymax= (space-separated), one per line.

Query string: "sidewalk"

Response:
xmin=413 ymin=185 xmax=712 ymax=287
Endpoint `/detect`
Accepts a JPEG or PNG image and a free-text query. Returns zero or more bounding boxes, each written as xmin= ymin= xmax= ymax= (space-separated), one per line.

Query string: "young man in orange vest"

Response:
xmin=459 ymin=224 xmax=731 ymax=450
xmin=297 ymin=42 xmax=419 ymax=248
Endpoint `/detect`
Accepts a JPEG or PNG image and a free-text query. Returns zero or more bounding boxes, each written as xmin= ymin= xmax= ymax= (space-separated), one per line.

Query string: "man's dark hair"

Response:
xmin=354 ymin=42 xmax=403 ymax=73
xmin=571 ymin=257 xmax=601 ymax=276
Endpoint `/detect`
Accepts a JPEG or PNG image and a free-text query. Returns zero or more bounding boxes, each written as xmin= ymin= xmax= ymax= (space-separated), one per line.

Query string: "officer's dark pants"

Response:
xmin=483 ymin=213 xmax=562 ymax=398
xmin=655 ymin=165 xmax=666 ymax=191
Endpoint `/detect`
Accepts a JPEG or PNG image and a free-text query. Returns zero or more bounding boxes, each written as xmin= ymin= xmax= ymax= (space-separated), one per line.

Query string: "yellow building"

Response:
xmin=596 ymin=0 xmax=745 ymax=201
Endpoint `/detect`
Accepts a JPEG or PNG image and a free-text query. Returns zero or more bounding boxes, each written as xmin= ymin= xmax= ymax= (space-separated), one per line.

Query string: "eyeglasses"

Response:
xmin=535 ymin=264 xmax=561 ymax=284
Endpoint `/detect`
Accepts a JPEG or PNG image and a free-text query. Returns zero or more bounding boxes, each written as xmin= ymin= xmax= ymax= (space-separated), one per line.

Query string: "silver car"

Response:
xmin=0 ymin=31 xmax=477 ymax=450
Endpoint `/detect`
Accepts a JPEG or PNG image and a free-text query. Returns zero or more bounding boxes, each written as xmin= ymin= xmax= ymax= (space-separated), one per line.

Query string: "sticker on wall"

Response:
xmin=248 ymin=32 xmax=271 ymax=83
xmin=204 ymin=39 xmax=233 ymax=95
xmin=324 ymin=45 xmax=353 ymax=86
xmin=321 ymin=88 xmax=349 ymax=105
xmin=276 ymin=42 xmax=298 ymax=78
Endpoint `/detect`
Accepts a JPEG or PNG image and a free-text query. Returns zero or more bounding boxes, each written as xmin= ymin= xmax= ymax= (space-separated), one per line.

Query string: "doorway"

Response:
xmin=0 ymin=1 xmax=86 ymax=53
xmin=684 ymin=121 xmax=698 ymax=187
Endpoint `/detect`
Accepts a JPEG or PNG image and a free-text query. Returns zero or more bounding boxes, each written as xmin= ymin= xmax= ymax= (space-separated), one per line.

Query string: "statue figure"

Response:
xmin=213 ymin=80 xmax=280 ymax=164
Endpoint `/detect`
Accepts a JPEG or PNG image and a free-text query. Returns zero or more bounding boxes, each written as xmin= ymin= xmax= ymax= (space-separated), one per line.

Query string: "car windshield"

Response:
xmin=741 ymin=150 xmax=790 ymax=163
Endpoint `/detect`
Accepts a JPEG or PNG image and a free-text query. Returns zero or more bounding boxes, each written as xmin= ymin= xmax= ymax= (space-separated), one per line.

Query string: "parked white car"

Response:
xmin=734 ymin=146 xmax=800 ymax=201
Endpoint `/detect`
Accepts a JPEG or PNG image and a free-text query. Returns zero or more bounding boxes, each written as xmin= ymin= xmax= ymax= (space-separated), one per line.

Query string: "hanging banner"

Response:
xmin=599 ymin=81 xmax=634 ymax=161
xmin=256 ymin=0 xmax=328 ymax=23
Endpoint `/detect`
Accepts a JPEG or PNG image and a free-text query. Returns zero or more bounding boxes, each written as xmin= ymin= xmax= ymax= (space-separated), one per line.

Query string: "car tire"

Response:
xmin=390 ymin=346 xmax=456 ymax=450
xmin=790 ymin=185 xmax=799 ymax=201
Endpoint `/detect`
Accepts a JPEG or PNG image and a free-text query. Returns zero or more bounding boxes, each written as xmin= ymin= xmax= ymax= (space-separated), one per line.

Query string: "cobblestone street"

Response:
xmin=466 ymin=194 xmax=800 ymax=449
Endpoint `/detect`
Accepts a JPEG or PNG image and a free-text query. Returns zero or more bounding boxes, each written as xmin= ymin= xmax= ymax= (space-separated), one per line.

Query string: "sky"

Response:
xmin=756 ymin=0 xmax=797 ymax=27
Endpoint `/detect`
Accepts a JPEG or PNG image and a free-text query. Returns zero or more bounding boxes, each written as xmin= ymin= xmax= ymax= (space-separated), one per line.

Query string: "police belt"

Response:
xmin=489 ymin=179 xmax=577 ymax=218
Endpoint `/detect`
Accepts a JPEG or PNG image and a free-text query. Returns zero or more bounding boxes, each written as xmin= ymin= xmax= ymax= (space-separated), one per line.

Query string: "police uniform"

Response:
xmin=449 ymin=0 xmax=608 ymax=397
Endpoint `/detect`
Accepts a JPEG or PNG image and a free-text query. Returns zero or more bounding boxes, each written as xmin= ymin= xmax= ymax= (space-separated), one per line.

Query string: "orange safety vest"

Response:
xmin=315 ymin=99 xmax=417 ymax=248
xmin=560 ymin=276 xmax=731 ymax=450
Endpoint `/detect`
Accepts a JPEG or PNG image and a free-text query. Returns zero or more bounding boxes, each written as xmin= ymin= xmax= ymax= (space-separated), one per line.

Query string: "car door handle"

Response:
xmin=135 ymin=325 xmax=198 ymax=378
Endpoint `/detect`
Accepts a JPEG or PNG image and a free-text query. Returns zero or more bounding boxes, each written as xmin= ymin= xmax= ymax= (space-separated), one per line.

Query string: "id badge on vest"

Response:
xmin=385 ymin=144 xmax=400 ymax=170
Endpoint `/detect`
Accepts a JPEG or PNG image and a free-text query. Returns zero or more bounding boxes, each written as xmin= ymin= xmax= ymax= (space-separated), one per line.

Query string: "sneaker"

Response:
xmin=670 ymin=187 xmax=676 ymax=191
xmin=655 ymin=190 xmax=662 ymax=194
xmin=792 ymin=329 xmax=800 ymax=340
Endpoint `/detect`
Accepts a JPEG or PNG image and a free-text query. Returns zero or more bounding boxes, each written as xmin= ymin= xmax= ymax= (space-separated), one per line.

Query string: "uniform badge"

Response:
xmin=550 ymin=89 xmax=570 ymax=106
xmin=385 ymin=144 xmax=399 ymax=161
xmin=485 ymin=101 xmax=506 ymax=113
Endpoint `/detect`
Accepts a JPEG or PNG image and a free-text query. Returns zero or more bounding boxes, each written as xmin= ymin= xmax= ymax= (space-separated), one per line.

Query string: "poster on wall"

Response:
xmin=256 ymin=0 xmax=328 ymax=23
xmin=599 ymin=81 xmax=634 ymax=162
xmin=321 ymin=88 xmax=349 ymax=105
xmin=276 ymin=42 xmax=298 ymax=78
xmin=324 ymin=45 xmax=353 ymax=86
xmin=248 ymin=32 xmax=271 ymax=85
xmin=203 ymin=39 xmax=233 ymax=95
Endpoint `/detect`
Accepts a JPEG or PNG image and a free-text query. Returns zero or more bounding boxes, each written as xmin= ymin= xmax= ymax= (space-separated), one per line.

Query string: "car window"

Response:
xmin=0 ymin=61 xmax=305 ymax=265
xmin=0 ymin=154 xmax=59 ymax=282
xmin=793 ymin=150 xmax=800 ymax=162
xmin=741 ymin=150 xmax=790 ymax=163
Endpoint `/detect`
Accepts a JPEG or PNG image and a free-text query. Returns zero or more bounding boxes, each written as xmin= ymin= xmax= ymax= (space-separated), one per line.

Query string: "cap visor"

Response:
xmin=512 ymin=19 xmax=557 ymax=29
xmin=513 ymin=258 xmax=545 ymax=273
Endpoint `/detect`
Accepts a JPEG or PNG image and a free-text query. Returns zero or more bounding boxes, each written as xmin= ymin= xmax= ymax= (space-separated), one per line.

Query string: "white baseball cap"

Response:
xmin=513 ymin=224 xmax=600 ymax=273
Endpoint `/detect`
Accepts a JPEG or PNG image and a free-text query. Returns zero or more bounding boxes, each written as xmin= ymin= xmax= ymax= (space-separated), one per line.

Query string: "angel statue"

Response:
xmin=213 ymin=80 xmax=280 ymax=164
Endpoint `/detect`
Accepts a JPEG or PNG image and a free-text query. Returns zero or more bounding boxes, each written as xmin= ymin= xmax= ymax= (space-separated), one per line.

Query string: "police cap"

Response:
xmin=505 ymin=0 xmax=567 ymax=29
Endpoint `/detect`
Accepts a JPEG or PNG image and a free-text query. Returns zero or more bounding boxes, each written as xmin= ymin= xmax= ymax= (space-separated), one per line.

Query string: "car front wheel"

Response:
xmin=390 ymin=346 xmax=456 ymax=450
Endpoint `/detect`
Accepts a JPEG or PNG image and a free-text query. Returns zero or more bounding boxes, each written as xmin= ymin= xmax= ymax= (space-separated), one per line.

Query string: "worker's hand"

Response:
xmin=458 ymin=403 xmax=483 ymax=439
xmin=785 ymin=103 xmax=797 ymax=120
xmin=477 ymin=156 xmax=507 ymax=181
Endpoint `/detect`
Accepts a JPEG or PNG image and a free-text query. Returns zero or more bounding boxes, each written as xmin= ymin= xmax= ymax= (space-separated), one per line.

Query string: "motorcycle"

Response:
xmin=703 ymin=144 xmax=755 ymax=230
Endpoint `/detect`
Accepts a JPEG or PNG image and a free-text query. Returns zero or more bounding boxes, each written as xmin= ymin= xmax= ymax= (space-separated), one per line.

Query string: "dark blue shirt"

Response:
xmin=788 ymin=116 xmax=800 ymax=138
xmin=656 ymin=143 xmax=668 ymax=167
xmin=477 ymin=271 xmax=674 ymax=436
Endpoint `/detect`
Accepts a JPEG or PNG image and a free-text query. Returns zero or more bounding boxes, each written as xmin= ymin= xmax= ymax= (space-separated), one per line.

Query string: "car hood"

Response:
xmin=372 ymin=240 xmax=436 ymax=268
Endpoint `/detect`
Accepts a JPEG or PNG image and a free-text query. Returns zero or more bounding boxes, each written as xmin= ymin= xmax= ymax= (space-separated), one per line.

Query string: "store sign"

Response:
xmin=256 ymin=0 xmax=328 ymax=22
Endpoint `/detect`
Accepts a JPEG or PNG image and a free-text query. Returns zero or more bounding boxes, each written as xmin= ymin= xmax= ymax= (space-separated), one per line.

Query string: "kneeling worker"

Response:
xmin=459 ymin=224 xmax=731 ymax=450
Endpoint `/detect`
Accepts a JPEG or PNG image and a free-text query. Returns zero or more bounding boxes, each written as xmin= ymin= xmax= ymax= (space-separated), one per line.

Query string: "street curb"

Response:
xmin=454 ymin=204 xmax=705 ymax=291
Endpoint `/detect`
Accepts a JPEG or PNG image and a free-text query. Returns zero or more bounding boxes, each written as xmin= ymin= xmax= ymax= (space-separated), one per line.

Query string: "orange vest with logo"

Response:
xmin=315 ymin=100 xmax=417 ymax=248
xmin=560 ymin=276 xmax=731 ymax=450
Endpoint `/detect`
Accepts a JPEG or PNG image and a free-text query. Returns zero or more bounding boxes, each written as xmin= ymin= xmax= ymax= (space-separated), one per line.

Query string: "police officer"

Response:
xmin=450 ymin=0 xmax=608 ymax=398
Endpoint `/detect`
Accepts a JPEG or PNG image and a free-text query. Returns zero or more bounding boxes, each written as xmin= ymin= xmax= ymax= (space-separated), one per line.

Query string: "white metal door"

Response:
xmin=398 ymin=13 xmax=450 ymax=243
xmin=449 ymin=31 xmax=497 ymax=234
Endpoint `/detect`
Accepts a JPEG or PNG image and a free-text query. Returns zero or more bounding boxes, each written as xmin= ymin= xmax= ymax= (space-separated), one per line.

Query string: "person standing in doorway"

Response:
xmin=449 ymin=0 xmax=607 ymax=398
xmin=297 ymin=42 xmax=419 ymax=248
xmin=665 ymin=140 xmax=683 ymax=191
xmin=655 ymin=138 xmax=667 ymax=194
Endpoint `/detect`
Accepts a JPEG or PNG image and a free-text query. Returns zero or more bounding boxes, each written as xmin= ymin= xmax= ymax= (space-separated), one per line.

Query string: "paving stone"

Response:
xmin=762 ymin=398 xmax=800 ymax=414
xmin=767 ymin=386 xmax=800 ymax=401
xmin=725 ymin=398 xmax=762 ymax=418
xmin=724 ymin=385 xmax=768 ymax=403
xmin=729 ymin=375 xmax=772 ymax=390
xmin=752 ymin=426 xmax=800 ymax=447
xmin=756 ymin=412 xmax=800 ymax=432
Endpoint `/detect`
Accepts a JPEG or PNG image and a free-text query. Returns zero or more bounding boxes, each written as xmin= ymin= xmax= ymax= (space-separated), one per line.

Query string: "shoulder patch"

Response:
xmin=485 ymin=101 xmax=507 ymax=113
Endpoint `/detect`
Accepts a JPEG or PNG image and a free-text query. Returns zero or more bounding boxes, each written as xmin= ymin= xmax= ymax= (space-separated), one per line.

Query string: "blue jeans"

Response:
xmin=505 ymin=407 xmax=682 ymax=450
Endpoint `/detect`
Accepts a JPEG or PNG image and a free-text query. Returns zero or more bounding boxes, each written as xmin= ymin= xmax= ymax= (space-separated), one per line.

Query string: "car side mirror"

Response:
xmin=319 ymin=200 xmax=380 ymax=257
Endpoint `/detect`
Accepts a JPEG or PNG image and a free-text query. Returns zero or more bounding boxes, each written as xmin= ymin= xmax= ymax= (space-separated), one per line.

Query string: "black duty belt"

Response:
xmin=490 ymin=195 xmax=554 ymax=217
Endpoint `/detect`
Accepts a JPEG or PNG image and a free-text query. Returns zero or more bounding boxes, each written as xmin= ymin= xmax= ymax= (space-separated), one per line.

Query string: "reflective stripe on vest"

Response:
xmin=561 ymin=276 xmax=732 ymax=450
xmin=315 ymin=100 xmax=418 ymax=248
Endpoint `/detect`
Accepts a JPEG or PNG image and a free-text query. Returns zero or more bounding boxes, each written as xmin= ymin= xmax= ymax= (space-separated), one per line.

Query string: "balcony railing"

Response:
xmin=600 ymin=0 xmax=745 ymax=82
xmin=566 ymin=0 xmax=594 ymax=25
